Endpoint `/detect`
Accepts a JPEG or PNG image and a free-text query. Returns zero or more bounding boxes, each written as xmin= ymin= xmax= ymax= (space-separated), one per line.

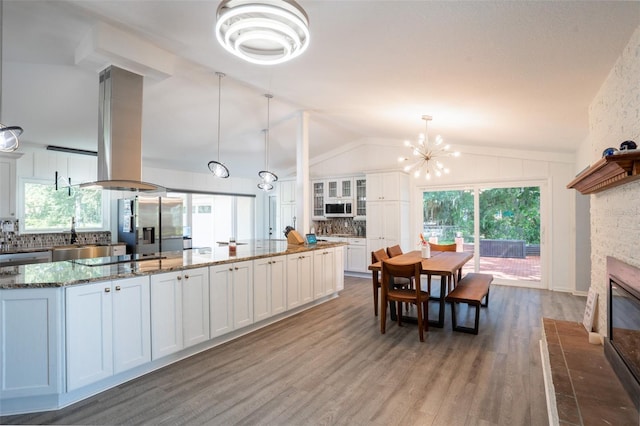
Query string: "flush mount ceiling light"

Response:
xmin=215 ymin=0 xmax=310 ymax=65
xmin=0 ymin=0 xmax=23 ymax=152
xmin=258 ymin=94 xmax=278 ymax=191
xmin=208 ymin=72 xmax=230 ymax=178
xmin=398 ymin=115 xmax=460 ymax=180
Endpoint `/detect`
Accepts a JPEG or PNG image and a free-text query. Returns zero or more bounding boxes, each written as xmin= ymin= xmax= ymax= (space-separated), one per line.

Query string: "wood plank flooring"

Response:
xmin=1 ymin=276 xmax=586 ymax=425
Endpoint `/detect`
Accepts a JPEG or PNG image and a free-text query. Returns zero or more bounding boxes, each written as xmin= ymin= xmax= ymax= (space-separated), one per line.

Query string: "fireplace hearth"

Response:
xmin=606 ymin=256 xmax=640 ymax=411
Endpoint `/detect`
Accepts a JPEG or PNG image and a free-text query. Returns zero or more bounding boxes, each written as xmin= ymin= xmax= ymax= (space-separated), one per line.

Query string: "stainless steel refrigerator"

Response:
xmin=118 ymin=196 xmax=183 ymax=254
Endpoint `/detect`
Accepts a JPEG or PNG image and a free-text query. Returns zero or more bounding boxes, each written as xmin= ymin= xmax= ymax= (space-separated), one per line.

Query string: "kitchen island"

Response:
xmin=0 ymin=240 xmax=346 ymax=415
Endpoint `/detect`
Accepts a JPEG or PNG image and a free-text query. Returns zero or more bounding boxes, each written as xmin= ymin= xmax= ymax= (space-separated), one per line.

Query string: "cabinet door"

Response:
xmin=0 ymin=154 xmax=17 ymax=218
xmin=210 ymin=264 xmax=234 ymax=337
xmin=340 ymin=178 xmax=353 ymax=198
xmin=299 ymin=254 xmax=314 ymax=304
xmin=1 ymin=288 xmax=62 ymax=398
xmin=279 ymin=179 xmax=296 ymax=204
xmin=355 ymin=177 xmax=366 ymax=218
xmin=270 ymin=255 xmax=287 ymax=316
xmin=286 ymin=254 xmax=302 ymax=309
xmin=313 ymin=249 xmax=334 ymax=297
xmin=233 ymin=261 xmax=254 ymax=329
xmin=346 ymin=242 xmax=367 ymax=273
xmin=253 ymin=258 xmax=272 ymax=322
xmin=334 ymin=246 xmax=345 ymax=291
xmin=312 ymin=181 xmax=325 ymax=218
xmin=150 ymin=271 xmax=183 ymax=359
xmin=112 ymin=276 xmax=151 ymax=374
xmin=66 ymin=282 xmax=113 ymax=391
xmin=182 ymin=267 xmax=210 ymax=348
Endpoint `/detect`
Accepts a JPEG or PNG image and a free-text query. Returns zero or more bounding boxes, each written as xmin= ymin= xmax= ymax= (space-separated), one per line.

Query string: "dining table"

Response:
xmin=368 ymin=250 xmax=474 ymax=327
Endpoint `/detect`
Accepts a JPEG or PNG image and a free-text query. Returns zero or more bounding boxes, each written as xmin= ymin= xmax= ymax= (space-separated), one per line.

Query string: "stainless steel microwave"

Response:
xmin=325 ymin=203 xmax=353 ymax=217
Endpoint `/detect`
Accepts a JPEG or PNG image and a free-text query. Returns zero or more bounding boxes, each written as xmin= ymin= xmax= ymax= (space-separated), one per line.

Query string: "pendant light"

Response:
xmin=208 ymin=72 xmax=230 ymax=178
xmin=0 ymin=0 xmax=23 ymax=153
xmin=258 ymin=93 xmax=277 ymax=191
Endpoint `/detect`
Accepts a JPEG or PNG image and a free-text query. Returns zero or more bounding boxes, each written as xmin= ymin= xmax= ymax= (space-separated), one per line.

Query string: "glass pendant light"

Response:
xmin=258 ymin=93 xmax=277 ymax=191
xmin=0 ymin=1 xmax=23 ymax=153
xmin=207 ymin=72 xmax=230 ymax=178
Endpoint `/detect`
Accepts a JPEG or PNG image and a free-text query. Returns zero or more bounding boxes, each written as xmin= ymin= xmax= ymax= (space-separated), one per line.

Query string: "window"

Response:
xmin=22 ymin=180 xmax=106 ymax=231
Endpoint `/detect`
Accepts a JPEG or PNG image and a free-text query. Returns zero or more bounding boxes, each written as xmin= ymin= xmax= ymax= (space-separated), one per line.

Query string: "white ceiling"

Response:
xmin=2 ymin=1 xmax=639 ymax=179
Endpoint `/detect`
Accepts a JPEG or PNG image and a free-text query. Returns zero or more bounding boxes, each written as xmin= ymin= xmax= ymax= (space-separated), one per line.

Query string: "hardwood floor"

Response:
xmin=1 ymin=276 xmax=585 ymax=425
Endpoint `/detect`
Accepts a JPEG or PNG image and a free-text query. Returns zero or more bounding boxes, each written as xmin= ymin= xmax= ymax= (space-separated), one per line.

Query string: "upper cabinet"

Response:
xmin=0 ymin=152 xmax=21 ymax=218
xmin=366 ymin=172 xmax=409 ymax=202
xmin=278 ymin=179 xmax=296 ymax=204
xmin=21 ymin=150 xmax=97 ymax=184
xmin=567 ymin=152 xmax=640 ymax=194
xmin=354 ymin=177 xmax=366 ymax=219
xmin=312 ymin=180 xmax=325 ymax=219
xmin=326 ymin=177 xmax=353 ymax=201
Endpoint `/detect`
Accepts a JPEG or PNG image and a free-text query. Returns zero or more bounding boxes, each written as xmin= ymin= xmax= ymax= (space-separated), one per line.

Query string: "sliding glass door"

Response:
xmin=422 ymin=183 xmax=542 ymax=287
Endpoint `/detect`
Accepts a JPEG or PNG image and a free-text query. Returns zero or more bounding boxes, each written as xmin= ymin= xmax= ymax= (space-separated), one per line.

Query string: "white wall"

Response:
xmin=577 ymin=25 xmax=640 ymax=335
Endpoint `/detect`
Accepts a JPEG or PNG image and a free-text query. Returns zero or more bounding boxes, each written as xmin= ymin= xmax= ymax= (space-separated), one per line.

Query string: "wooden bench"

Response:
xmin=445 ymin=273 xmax=493 ymax=334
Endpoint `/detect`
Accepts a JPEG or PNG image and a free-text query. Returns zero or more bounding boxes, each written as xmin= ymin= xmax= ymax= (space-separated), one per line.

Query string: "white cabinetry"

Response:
xmin=314 ymin=248 xmax=336 ymax=298
xmin=326 ymin=177 xmax=353 ymax=200
xmin=354 ymin=177 xmax=367 ymax=219
xmin=334 ymin=246 xmax=345 ymax=291
xmin=279 ymin=179 xmax=296 ymax=236
xmin=31 ymin=150 xmax=97 ymax=184
xmin=0 ymin=288 xmax=62 ymax=399
xmin=67 ymin=276 xmax=150 ymax=390
xmin=210 ymin=260 xmax=253 ymax=337
xmin=345 ymin=238 xmax=367 ymax=273
xmin=312 ymin=180 xmax=325 ymax=219
xmin=286 ymin=252 xmax=314 ymax=309
xmin=366 ymin=172 xmax=409 ymax=202
xmin=0 ymin=152 xmax=21 ymax=218
xmin=254 ymin=255 xmax=287 ymax=322
xmin=366 ymin=172 xmax=410 ymax=255
xmin=150 ymin=267 xmax=209 ymax=359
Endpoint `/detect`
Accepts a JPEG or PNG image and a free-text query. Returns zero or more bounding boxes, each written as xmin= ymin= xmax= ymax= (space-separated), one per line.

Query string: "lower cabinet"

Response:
xmin=150 ymin=267 xmax=209 ymax=360
xmin=210 ymin=260 xmax=254 ymax=337
xmin=334 ymin=246 xmax=345 ymax=291
xmin=254 ymin=255 xmax=287 ymax=322
xmin=66 ymin=276 xmax=150 ymax=391
xmin=0 ymin=288 xmax=63 ymax=399
xmin=345 ymin=239 xmax=367 ymax=273
xmin=313 ymin=248 xmax=336 ymax=298
xmin=286 ymin=252 xmax=313 ymax=309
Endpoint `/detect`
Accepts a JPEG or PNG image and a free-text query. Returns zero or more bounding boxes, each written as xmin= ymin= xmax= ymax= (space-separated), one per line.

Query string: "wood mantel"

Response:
xmin=567 ymin=151 xmax=640 ymax=195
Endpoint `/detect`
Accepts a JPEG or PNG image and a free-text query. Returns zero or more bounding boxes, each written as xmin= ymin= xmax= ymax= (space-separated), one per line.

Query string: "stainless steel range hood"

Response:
xmin=80 ymin=66 xmax=165 ymax=192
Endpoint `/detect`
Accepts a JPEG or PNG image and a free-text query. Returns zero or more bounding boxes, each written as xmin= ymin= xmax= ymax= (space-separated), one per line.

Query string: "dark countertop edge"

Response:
xmin=0 ymin=243 xmax=126 ymax=255
xmin=0 ymin=242 xmax=348 ymax=290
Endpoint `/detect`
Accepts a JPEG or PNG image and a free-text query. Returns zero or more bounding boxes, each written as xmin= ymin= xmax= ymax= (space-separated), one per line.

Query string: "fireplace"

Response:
xmin=605 ymin=256 xmax=640 ymax=411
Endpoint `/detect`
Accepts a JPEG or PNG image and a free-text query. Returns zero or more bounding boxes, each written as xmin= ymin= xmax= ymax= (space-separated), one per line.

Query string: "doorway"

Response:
xmin=421 ymin=184 xmax=543 ymax=287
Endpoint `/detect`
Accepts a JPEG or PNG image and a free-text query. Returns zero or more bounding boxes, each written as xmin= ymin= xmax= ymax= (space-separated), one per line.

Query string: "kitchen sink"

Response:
xmin=51 ymin=244 xmax=112 ymax=262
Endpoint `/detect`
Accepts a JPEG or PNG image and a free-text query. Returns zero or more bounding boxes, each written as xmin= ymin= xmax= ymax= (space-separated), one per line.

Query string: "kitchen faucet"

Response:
xmin=70 ymin=217 xmax=78 ymax=244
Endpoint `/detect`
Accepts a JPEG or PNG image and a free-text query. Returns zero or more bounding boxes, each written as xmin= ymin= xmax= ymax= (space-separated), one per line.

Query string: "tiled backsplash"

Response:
xmin=2 ymin=231 xmax=111 ymax=251
xmin=313 ymin=218 xmax=366 ymax=237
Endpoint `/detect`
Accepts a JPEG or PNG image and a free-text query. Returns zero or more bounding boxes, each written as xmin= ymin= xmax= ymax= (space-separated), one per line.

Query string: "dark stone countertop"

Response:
xmin=0 ymin=240 xmax=347 ymax=289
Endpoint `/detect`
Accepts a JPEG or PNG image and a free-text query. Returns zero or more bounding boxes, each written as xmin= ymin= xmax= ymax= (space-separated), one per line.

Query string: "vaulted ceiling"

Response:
xmin=2 ymin=1 xmax=639 ymax=179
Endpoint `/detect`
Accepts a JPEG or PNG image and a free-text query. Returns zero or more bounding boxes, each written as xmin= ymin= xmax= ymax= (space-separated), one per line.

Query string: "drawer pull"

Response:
xmin=177 ymin=275 xmax=182 ymax=280
xmin=184 ymin=274 xmax=189 ymax=279
xmin=115 ymin=286 xmax=121 ymax=291
xmin=104 ymin=287 xmax=111 ymax=293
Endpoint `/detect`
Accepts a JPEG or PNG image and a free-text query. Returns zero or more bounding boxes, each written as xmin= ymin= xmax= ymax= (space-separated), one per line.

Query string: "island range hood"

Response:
xmin=80 ymin=66 xmax=165 ymax=192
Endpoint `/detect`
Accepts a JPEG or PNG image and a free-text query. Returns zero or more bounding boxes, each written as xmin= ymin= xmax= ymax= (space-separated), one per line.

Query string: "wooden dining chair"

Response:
xmin=386 ymin=245 xmax=403 ymax=258
xmin=371 ymin=249 xmax=411 ymax=316
xmin=380 ymin=259 xmax=430 ymax=342
xmin=428 ymin=242 xmax=457 ymax=294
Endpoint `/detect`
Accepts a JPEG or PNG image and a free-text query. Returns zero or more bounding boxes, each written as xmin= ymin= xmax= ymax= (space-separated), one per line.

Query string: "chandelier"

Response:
xmin=398 ymin=115 xmax=460 ymax=180
xmin=215 ymin=0 xmax=310 ymax=66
